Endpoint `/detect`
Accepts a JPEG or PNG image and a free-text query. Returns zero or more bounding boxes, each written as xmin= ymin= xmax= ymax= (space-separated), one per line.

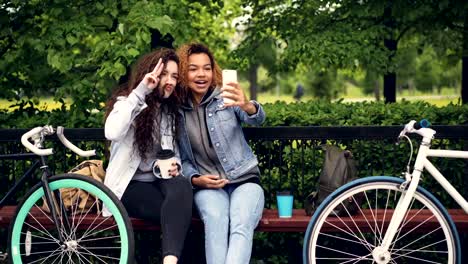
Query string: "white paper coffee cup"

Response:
xmin=154 ymin=149 xmax=176 ymax=179
xmin=156 ymin=157 xmax=177 ymax=179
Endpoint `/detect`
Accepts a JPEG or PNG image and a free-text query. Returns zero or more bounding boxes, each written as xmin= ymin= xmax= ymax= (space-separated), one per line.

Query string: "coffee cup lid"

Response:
xmin=156 ymin=149 xmax=175 ymax=159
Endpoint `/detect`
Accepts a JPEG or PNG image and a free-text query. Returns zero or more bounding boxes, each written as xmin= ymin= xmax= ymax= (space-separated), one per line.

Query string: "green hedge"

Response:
xmin=262 ymin=100 xmax=468 ymax=126
xmin=1 ymin=99 xmax=467 ymax=128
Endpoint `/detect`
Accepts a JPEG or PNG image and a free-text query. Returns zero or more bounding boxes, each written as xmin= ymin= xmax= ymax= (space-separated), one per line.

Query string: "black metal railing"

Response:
xmin=1 ymin=126 xmax=467 ymax=208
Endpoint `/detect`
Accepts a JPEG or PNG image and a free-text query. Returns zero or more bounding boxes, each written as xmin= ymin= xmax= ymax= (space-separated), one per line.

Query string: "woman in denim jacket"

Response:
xmin=176 ymin=43 xmax=265 ymax=264
xmin=104 ymin=49 xmax=192 ymax=264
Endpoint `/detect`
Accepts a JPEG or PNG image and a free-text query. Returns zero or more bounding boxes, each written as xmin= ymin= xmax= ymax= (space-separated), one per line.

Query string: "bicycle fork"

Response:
xmin=39 ymin=159 xmax=72 ymax=246
xmin=372 ymin=146 xmax=428 ymax=263
xmin=371 ymin=173 xmax=421 ymax=263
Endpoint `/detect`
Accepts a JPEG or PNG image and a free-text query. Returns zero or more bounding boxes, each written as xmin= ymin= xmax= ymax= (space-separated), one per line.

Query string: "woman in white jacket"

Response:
xmin=104 ymin=48 xmax=192 ymax=264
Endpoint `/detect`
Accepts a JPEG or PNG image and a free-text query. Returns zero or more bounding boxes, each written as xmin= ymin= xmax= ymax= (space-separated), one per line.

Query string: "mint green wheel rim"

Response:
xmin=10 ymin=178 xmax=129 ymax=263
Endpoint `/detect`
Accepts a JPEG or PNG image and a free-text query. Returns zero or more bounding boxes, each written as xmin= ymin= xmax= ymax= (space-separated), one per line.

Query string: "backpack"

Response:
xmin=64 ymin=160 xmax=106 ymax=213
xmin=305 ymin=145 xmax=359 ymax=216
xmin=42 ymin=160 xmax=106 ymax=214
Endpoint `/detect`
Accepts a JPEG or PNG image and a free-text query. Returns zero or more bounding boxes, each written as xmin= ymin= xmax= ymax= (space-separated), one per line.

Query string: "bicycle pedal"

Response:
xmin=0 ymin=251 xmax=7 ymax=261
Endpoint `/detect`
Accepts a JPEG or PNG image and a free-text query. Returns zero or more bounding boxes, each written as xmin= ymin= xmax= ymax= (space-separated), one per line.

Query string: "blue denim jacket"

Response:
xmin=178 ymin=92 xmax=266 ymax=185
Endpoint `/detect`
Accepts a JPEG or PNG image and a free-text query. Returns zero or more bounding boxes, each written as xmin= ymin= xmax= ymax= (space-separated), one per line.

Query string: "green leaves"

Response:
xmin=113 ymin=60 xmax=127 ymax=79
xmin=147 ymin=15 xmax=174 ymax=35
xmin=1 ymin=0 xmax=237 ymax=120
xmin=239 ymin=0 xmax=466 ymax=82
xmin=127 ymin=48 xmax=140 ymax=57
xmin=47 ymin=50 xmax=72 ymax=72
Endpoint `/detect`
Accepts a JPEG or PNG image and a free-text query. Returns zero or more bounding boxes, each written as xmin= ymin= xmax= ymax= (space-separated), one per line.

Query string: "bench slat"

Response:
xmin=1 ymin=206 xmax=467 ymax=233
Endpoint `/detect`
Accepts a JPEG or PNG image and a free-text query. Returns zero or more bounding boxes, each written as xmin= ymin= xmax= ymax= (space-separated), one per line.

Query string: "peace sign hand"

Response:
xmin=142 ymin=58 xmax=164 ymax=90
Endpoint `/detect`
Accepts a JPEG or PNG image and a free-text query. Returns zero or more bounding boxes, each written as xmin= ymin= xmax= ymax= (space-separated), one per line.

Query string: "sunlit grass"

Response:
xmin=0 ymin=84 xmax=461 ymax=110
xmin=342 ymin=82 xmax=459 ymax=98
xmin=413 ymin=97 xmax=461 ymax=107
xmin=255 ymin=92 xmax=460 ymax=106
xmin=0 ymin=97 xmax=70 ymax=111
xmin=255 ymin=82 xmax=460 ymax=107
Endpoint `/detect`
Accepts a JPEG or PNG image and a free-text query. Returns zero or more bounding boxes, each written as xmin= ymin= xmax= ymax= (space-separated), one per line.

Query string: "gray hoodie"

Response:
xmin=183 ymin=88 xmax=260 ymax=183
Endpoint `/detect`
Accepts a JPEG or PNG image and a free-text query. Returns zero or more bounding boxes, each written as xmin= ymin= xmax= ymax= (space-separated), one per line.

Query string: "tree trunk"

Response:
xmin=248 ymin=63 xmax=259 ymax=100
xmin=462 ymin=13 xmax=468 ymax=104
xmin=383 ymin=72 xmax=396 ymax=103
xmin=463 ymin=56 xmax=467 ymax=104
xmin=383 ymin=3 xmax=397 ymax=103
xmin=374 ymin=80 xmax=380 ymax=101
xmin=383 ymin=35 xmax=397 ymax=103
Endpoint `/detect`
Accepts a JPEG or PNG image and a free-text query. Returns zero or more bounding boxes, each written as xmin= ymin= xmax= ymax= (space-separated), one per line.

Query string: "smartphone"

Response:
xmin=221 ymin=69 xmax=237 ymax=104
xmin=222 ymin=69 xmax=237 ymax=86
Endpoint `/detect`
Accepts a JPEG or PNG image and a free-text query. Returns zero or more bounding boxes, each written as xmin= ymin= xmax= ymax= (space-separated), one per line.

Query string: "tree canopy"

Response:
xmin=0 ymin=0 xmax=242 ymax=124
xmin=239 ymin=0 xmax=468 ymax=103
xmin=1 ymin=0 xmax=466 ymax=122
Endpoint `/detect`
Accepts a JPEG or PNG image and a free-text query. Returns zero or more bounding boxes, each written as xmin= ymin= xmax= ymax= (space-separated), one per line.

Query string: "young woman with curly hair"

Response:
xmin=176 ymin=43 xmax=265 ymax=264
xmin=104 ymin=48 xmax=192 ymax=264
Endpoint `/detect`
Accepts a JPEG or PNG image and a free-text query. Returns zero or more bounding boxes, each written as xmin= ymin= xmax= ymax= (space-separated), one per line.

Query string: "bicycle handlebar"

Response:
xmin=56 ymin=126 xmax=96 ymax=157
xmin=413 ymin=119 xmax=431 ymax=130
xmin=21 ymin=126 xmax=96 ymax=157
xmin=398 ymin=119 xmax=435 ymax=140
xmin=21 ymin=126 xmax=54 ymax=156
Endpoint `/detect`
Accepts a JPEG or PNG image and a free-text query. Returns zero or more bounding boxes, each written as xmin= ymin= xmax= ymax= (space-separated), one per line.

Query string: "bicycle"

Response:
xmin=303 ymin=120 xmax=468 ymax=263
xmin=0 ymin=125 xmax=134 ymax=263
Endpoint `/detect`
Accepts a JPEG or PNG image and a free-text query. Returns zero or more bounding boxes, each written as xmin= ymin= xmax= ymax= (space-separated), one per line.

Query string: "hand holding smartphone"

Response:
xmin=222 ymin=69 xmax=237 ymax=104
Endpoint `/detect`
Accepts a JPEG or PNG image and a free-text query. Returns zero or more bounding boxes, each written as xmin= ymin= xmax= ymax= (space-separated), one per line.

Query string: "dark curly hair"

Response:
xmin=105 ymin=48 xmax=181 ymax=159
xmin=176 ymin=43 xmax=222 ymax=102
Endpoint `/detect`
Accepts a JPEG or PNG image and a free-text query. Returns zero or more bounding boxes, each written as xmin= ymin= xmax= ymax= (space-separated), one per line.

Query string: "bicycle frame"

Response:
xmin=0 ymin=153 xmax=71 ymax=244
xmin=0 ymin=153 xmax=40 ymax=207
xmin=380 ymin=128 xmax=468 ymax=252
xmin=425 ymin=149 xmax=468 ymax=213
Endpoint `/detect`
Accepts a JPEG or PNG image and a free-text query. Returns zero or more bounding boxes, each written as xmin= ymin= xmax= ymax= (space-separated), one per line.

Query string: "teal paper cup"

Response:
xmin=276 ymin=191 xmax=293 ymax=218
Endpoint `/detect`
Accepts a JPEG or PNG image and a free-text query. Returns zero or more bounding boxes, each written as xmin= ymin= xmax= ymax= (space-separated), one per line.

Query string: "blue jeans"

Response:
xmin=194 ymin=182 xmax=265 ymax=264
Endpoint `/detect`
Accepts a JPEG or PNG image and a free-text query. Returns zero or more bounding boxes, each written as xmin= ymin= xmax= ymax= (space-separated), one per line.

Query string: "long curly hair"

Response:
xmin=105 ymin=48 xmax=181 ymax=159
xmin=176 ymin=43 xmax=222 ymax=102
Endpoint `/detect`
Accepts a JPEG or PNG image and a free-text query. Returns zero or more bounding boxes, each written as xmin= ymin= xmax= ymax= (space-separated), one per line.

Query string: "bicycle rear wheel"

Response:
xmin=8 ymin=174 xmax=134 ymax=264
xmin=303 ymin=176 xmax=460 ymax=264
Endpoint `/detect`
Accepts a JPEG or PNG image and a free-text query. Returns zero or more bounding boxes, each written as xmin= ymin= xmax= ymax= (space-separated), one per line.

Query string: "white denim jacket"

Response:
xmin=103 ymin=83 xmax=180 ymax=216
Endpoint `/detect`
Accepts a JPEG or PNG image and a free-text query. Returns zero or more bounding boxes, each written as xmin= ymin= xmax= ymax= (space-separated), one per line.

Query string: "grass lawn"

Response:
xmin=0 ymin=97 xmax=70 ymax=110
xmin=255 ymin=92 xmax=460 ymax=106
xmin=1 ymin=84 xmax=461 ymax=110
xmin=255 ymin=83 xmax=461 ymax=106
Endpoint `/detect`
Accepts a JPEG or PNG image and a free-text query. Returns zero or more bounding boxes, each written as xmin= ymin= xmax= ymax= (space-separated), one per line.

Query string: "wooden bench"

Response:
xmin=1 ymin=206 xmax=467 ymax=233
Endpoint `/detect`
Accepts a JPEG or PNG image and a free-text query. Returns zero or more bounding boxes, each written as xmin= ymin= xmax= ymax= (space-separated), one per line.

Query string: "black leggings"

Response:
xmin=121 ymin=176 xmax=193 ymax=258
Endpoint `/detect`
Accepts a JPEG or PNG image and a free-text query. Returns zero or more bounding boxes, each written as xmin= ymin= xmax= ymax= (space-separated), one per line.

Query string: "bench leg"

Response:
xmin=286 ymin=235 xmax=302 ymax=264
xmin=461 ymin=233 xmax=467 ymax=264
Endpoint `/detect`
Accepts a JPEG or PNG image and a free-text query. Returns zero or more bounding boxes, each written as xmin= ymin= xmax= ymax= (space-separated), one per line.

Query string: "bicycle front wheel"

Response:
xmin=303 ymin=176 xmax=460 ymax=264
xmin=8 ymin=174 xmax=134 ymax=264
